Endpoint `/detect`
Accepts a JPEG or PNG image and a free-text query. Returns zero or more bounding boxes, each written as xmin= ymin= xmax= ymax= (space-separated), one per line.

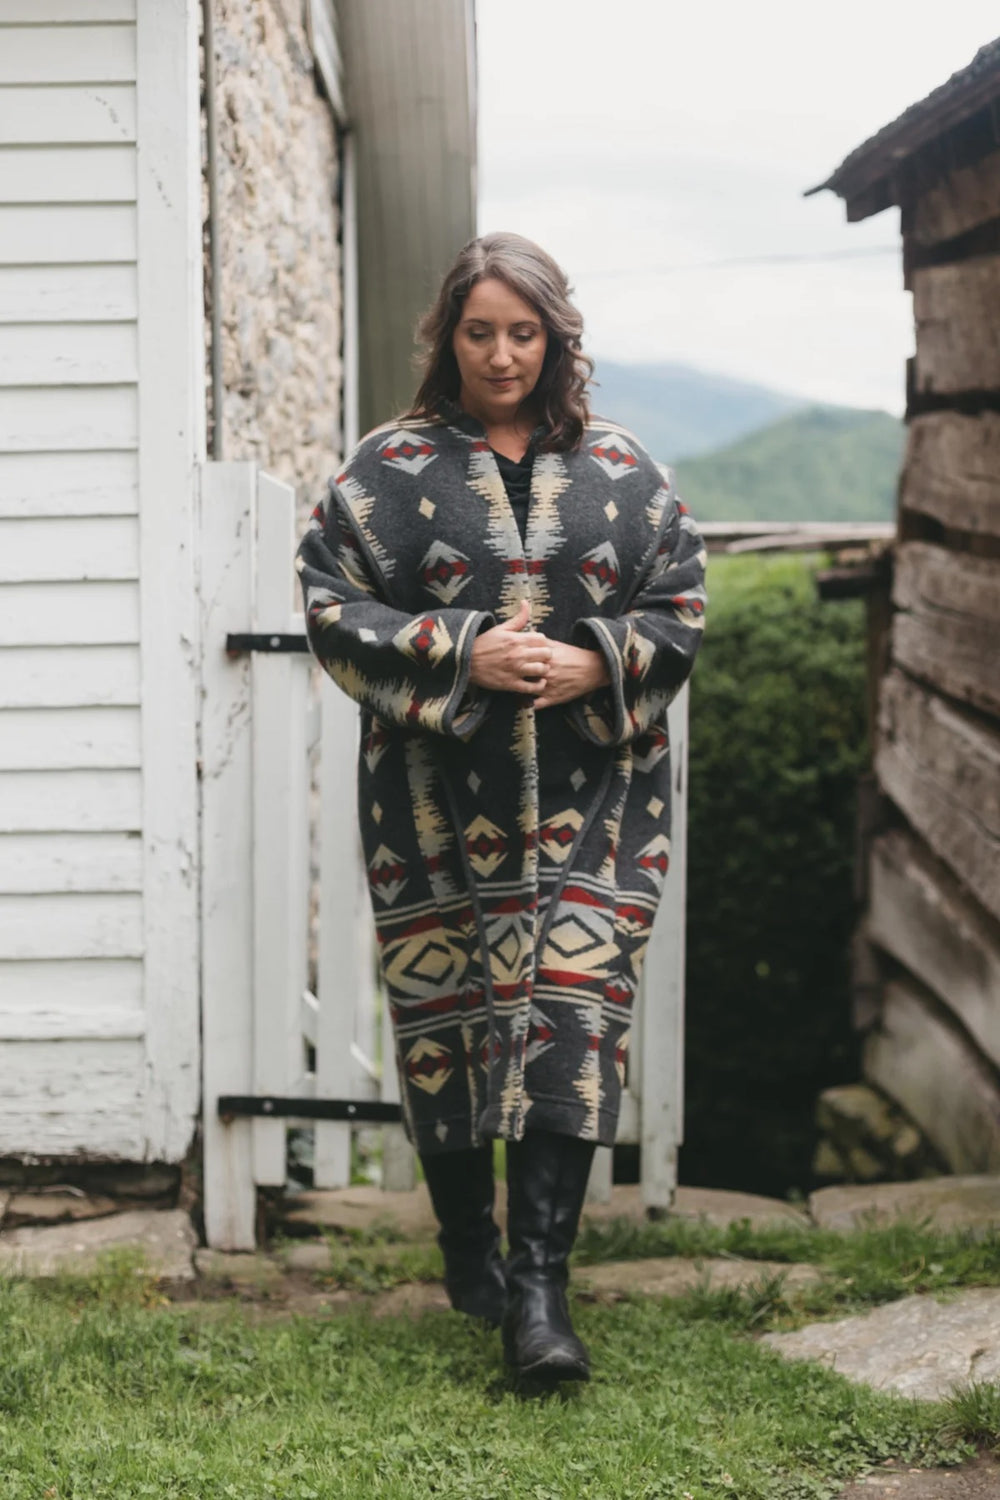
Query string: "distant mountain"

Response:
xmin=589 ymin=359 xmax=804 ymax=461
xmin=674 ymin=406 xmax=904 ymax=524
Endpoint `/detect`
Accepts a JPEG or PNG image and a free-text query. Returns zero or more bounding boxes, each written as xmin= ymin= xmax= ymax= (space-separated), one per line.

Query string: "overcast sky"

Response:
xmin=476 ymin=1 xmax=999 ymax=415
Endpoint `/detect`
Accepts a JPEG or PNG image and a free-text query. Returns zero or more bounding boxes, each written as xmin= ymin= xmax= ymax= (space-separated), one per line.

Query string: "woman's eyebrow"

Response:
xmin=462 ymin=316 xmax=541 ymax=328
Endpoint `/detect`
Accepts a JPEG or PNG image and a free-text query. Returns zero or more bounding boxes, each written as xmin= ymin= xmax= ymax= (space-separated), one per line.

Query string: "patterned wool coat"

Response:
xmin=296 ymin=403 xmax=706 ymax=1155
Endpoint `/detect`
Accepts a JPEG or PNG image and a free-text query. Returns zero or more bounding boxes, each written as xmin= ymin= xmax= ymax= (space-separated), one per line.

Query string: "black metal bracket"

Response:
xmin=225 ymin=633 xmax=310 ymax=655
xmin=218 ymin=1095 xmax=402 ymax=1124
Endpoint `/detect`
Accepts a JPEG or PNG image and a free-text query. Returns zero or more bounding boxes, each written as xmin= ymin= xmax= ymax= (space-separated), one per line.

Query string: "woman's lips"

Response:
xmin=488 ymin=376 xmax=515 ymax=387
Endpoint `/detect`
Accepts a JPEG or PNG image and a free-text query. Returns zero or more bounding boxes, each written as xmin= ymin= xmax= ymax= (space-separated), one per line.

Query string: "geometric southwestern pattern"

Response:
xmin=297 ymin=400 xmax=706 ymax=1154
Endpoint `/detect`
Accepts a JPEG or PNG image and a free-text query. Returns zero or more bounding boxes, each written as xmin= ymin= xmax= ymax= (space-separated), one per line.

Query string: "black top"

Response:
xmin=493 ymin=447 xmax=534 ymax=542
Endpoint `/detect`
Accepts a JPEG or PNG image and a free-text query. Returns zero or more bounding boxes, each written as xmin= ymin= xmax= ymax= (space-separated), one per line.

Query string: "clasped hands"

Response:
xmin=469 ymin=598 xmax=610 ymax=710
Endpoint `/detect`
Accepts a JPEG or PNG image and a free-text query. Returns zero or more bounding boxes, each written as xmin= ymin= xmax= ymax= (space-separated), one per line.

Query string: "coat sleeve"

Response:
xmin=296 ymin=481 xmax=495 ymax=739
xmin=567 ymin=474 xmax=707 ymax=747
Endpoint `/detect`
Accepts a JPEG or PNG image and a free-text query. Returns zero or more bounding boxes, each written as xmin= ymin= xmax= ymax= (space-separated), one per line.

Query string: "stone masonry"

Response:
xmin=206 ymin=0 xmax=344 ymax=517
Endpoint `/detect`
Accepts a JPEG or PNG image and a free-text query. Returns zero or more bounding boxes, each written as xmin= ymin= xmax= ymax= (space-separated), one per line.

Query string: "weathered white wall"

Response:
xmin=0 ymin=0 xmax=203 ymax=1163
xmin=209 ymin=0 xmax=344 ymax=510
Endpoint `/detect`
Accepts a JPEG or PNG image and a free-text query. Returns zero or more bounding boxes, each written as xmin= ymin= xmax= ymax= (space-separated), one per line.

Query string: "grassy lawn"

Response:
xmin=3 ymin=1221 xmax=1000 ymax=1499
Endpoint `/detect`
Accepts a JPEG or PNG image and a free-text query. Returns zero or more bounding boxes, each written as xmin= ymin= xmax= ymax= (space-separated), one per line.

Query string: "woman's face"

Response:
xmin=452 ymin=277 xmax=547 ymax=424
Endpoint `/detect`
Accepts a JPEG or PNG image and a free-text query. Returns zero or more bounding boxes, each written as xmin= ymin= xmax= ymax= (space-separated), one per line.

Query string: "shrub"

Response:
xmin=681 ymin=552 xmax=867 ymax=1197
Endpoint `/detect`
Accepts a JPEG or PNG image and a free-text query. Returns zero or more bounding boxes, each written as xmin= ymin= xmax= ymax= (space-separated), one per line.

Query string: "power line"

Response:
xmin=577 ymin=245 xmax=899 ymax=278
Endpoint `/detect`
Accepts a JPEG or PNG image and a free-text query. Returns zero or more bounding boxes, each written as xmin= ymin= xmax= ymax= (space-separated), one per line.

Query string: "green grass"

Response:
xmin=0 ymin=1258 xmax=978 ymax=1500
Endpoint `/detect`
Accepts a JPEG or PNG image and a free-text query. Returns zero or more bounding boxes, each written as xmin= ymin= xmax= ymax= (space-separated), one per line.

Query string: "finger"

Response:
xmin=522 ymin=660 xmax=550 ymax=676
xmin=501 ymin=599 xmax=531 ymax=631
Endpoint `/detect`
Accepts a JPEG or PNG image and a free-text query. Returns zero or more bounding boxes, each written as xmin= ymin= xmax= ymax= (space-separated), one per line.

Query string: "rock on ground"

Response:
xmin=578 ymin=1256 xmax=821 ymax=1301
xmin=763 ymin=1287 xmax=1000 ymax=1401
xmin=279 ymin=1182 xmax=809 ymax=1239
xmin=837 ymin=1456 xmax=1000 ymax=1498
xmin=0 ymin=1209 xmax=197 ymax=1282
xmin=810 ymin=1176 xmax=1000 ymax=1233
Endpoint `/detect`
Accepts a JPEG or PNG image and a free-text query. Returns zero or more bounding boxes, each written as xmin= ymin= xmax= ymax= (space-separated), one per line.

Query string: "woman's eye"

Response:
xmin=514 ymin=331 xmax=537 ymax=344
xmin=467 ymin=329 xmax=489 ymax=342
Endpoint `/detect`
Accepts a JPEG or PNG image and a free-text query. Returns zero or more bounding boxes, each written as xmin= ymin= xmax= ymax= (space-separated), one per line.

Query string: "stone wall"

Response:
xmin=206 ymin=0 xmax=343 ymax=514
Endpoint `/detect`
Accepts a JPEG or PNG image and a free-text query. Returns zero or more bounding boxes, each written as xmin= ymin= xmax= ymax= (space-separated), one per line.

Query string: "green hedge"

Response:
xmin=680 ymin=553 xmax=867 ymax=1197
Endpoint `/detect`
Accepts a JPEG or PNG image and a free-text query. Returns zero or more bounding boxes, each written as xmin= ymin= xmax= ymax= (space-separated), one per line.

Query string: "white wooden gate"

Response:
xmin=198 ymin=461 xmax=688 ymax=1250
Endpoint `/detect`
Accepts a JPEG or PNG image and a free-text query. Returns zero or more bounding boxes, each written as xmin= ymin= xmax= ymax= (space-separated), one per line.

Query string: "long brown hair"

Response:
xmin=407 ymin=232 xmax=593 ymax=452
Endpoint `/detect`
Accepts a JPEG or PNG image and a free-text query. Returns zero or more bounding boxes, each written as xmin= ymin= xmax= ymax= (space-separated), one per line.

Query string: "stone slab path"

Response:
xmin=837 ymin=1456 xmax=1000 ymax=1498
xmin=578 ymin=1255 xmax=822 ymax=1301
xmin=764 ymin=1287 xmax=1000 ymax=1401
xmin=0 ymin=1209 xmax=196 ymax=1281
xmin=810 ymin=1176 xmax=1000 ymax=1234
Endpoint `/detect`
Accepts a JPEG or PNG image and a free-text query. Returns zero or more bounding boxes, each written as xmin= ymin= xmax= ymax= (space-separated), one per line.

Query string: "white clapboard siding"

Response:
xmin=0 ymin=24 xmax=135 ymax=85
xmin=0 ymin=581 xmax=139 ymax=645
xmin=0 ymin=1 xmax=135 ymax=21
xmin=0 ymin=205 xmax=137 ymax=264
xmin=0 ymin=645 xmax=140 ymax=707
xmin=0 ymin=144 xmax=135 ymax=203
xmin=0 ymin=265 xmax=137 ymax=324
xmin=0 ymin=85 xmax=137 ymax=145
xmin=0 ymin=707 xmax=141 ymax=769
xmin=0 ymin=891 xmax=142 ymax=960
xmin=0 ymin=1038 xmax=145 ymax=1160
xmin=0 ymin=323 xmax=137 ymax=387
xmin=0 ymin=832 xmax=142 ymax=892
xmin=0 ymin=517 xmax=139 ymax=581
xmin=0 ymin=958 xmax=143 ymax=1034
xmin=0 ymin=769 xmax=141 ymax=832
xmin=0 ymin=387 xmax=137 ymax=451
xmin=0 ymin=451 xmax=138 ymax=519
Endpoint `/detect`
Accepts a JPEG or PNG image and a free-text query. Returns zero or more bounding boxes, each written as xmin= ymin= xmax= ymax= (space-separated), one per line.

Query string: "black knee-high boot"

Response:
xmin=503 ymin=1131 xmax=596 ymax=1382
xmin=420 ymin=1144 xmax=507 ymax=1326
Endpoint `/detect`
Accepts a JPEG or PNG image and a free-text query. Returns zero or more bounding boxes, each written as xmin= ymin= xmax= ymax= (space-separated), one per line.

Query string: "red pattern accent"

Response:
xmin=593 ymin=445 xmax=637 ymax=467
xmin=383 ymin=441 xmax=434 ymax=462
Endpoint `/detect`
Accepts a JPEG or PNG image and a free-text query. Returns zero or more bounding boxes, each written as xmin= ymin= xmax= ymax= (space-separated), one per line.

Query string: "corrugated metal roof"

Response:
xmin=808 ymin=37 xmax=1000 ymax=218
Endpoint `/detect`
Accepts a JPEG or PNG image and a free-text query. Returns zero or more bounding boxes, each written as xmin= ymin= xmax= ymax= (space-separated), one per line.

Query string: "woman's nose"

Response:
xmin=490 ymin=338 xmax=513 ymax=368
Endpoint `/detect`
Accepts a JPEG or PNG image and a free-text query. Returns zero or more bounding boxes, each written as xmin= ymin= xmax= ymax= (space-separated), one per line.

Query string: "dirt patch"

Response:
xmin=838 ymin=1455 xmax=1000 ymax=1498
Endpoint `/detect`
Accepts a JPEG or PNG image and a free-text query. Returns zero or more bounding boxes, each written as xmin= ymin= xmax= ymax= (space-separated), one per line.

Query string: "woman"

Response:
xmin=296 ymin=232 xmax=706 ymax=1383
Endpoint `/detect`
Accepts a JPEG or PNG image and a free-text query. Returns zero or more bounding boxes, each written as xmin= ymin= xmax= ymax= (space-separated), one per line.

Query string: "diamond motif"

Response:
xmin=464 ymin=813 xmax=508 ymax=877
xmin=604 ymin=500 xmax=618 ymax=521
xmin=405 ymin=1037 xmax=453 ymax=1096
xmin=578 ymin=541 xmax=620 ymax=605
xmin=392 ymin=613 xmax=453 ymax=666
xmin=539 ymin=807 xmax=584 ymax=865
xmin=419 ymin=540 xmax=473 ymax=604
xmin=646 ymin=795 xmax=664 ymax=819
xmin=467 ymin=772 xmax=481 ymax=794
xmin=590 ymin=433 xmax=640 ymax=481
xmin=378 ymin=430 xmax=438 ymax=476
xmin=367 ymin=843 xmax=407 ymax=906
xmin=569 ymin=767 xmax=587 ymax=792
xmin=636 ymin=833 xmax=671 ymax=892
xmin=435 ymin=1119 xmax=449 ymax=1143
xmin=419 ymin=497 xmax=436 ymax=519
xmin=372 ymin=801 xmax=383 ymax=824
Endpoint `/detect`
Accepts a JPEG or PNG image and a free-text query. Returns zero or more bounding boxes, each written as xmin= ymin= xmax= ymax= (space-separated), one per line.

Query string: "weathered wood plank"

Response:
xmin=0 ymin=143 xmax=135 ymax=203
xmin=909 ymin=150 xmax=1000 ymax=246
xmin=0 ymin=205 xmax=136 ymax=265
xmin=0 ymin=1038 xmax=144 ymax=1160
xmin=876 ymin=669 xmax=1000 ymax=923
xmin=0 ymin=265 xmax=137 ymax=324
xmin=0 ymin=451 xmax=137 ymax=518
xmin=912 ymin=258 xmax=1000 ymax=395
xmin=0 ymin=645 xmax=140 ymax=707
xmin=0 ymin=707 xmax=141 ymax=770
xmin=0 ymin=891 xmax=142 ymax=959
xmin=864 ymin=977 xmax=1000 ymax=1173
xmin=0 ymin=1 xmax=135 ymax=20
xmin=0 ymin=958 xmax=142 ymax=1030
xmin=0 ymin=24 xmax=135 ymax=85
xmin=199 ymin=462 xmax=257 ymax=1250
xmin=900 ymin=412 xmax=1000 ymax=537
xmin=0 ymin=84 xmax=136 ymax=145
xmin=0 ymin=832 xmax=142 ymax=892
xmin=0 ymin=769 xmax=141 ymax=833
xmin=0 ymin=386 xmax=137 ymax=452
xmin=891 ymin=540 xmax=1000 ymax=716
xmin=134 ymin=0 xmax=203 ymax=1166
xmin=0 ymin=516 xmax=138 ymax=582
xmin=0 ymin=581 xmax=139 ymax=646
xmin=0 ymin=322 xmax=136 ymax=387
xmin=868 ymin=828 xmax=1000 ymax=1071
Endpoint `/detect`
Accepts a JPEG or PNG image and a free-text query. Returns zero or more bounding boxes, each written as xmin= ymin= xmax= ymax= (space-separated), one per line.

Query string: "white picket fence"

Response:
xmin=198 ymin=461 xmax=689 ymax=1250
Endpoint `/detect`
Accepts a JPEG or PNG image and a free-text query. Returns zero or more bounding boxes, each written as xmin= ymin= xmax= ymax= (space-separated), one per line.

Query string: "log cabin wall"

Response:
xmin=825 ymin=66 xmax=1000 ymax=1172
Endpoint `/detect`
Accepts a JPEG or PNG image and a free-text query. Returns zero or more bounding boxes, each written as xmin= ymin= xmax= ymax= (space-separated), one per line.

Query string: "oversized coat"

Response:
xmin=296 ymin=402 xmax=706 ymax=1155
